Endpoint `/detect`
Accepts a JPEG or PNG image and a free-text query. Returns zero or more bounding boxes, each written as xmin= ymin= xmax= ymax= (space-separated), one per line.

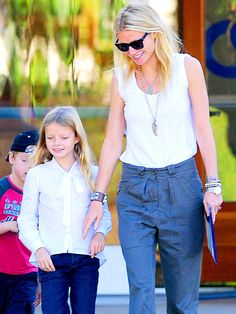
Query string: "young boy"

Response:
xmin=0 ymin=130 xmax=40 ymax=314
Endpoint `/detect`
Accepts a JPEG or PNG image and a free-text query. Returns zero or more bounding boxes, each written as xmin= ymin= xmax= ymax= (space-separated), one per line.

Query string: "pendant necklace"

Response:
xmin=139 ymin=66 xmax=158 ymax=95
xmin=138 ymin=66 xmax=160 ymax=136
xmin=144 ymin=93 xmax=160 ymax=136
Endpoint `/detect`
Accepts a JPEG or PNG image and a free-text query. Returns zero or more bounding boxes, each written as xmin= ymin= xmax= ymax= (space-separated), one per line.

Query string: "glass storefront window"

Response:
xmin=0 ymin=0 xmax=122 ymax=109
xmin=0 ymin=0 xmax=123 ymax=246
xmin=206 ymin=0 xmax=236 ymax=201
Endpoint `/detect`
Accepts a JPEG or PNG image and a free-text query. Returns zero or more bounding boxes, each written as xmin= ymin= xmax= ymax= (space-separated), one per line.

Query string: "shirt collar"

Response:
xmin=51 ymin=157 xmax=79 ymax=174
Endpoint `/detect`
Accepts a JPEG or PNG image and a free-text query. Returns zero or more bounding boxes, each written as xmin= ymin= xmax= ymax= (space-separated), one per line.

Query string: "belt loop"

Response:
xmin=138 ymin=166 xmax=145 ymax=176
xmin=167 ymin=164 xmax=176 ymax=175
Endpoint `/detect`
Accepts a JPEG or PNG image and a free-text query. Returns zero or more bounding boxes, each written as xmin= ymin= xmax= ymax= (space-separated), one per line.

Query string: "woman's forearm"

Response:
xmin=196 ymin=123 xmax=219 ymax=179
xmin=95 ymin=137 xmax=123 ymax=193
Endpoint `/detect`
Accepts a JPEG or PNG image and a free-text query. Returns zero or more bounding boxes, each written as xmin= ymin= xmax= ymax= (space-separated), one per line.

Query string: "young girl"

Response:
xmin=18 ymin=106 xmax=111 ymax=314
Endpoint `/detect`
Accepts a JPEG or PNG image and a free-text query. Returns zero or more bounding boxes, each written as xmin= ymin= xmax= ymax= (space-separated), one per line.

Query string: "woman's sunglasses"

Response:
xmin=115 ymin=32 xmax=150 ymax=52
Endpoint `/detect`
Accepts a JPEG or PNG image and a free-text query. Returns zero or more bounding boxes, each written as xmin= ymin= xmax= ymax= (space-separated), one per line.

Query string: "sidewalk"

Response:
xmin=35 ymin=291 xmax=236 ymax=314
xmin=95 ymin=294 xmax=236 ymax=314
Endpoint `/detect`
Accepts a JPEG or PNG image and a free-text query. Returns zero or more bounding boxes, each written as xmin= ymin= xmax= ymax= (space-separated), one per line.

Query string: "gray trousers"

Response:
xmin=117 ymin=157 xmax=204 ymax=314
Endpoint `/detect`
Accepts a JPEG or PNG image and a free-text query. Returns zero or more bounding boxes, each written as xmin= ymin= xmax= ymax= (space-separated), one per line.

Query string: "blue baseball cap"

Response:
xmin=6 ymin=129 xmax=39 ymax=162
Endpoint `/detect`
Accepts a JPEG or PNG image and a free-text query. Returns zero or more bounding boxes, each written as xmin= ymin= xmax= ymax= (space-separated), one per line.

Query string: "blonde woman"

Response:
xmin=18 ymin=106 xmax=111 ymax=314
xmin=83 ymin=3 xmax=223 ymax=314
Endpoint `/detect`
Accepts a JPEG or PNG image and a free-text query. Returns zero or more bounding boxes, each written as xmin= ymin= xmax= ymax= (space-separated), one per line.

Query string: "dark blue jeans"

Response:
xmin=39 ymin=253 xmax=99 ymax=314
xmin=0 ymin=271 xmax=38 ymax=314
xmin=117 ymin=157 xmax=204 ymax=314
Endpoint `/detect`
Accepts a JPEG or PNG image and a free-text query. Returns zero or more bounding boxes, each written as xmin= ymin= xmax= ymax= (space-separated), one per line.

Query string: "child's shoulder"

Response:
xmin=0 ymin=176 xmax=8 ymax=186
xmin=27 ymin=160 xmax=53 ymax=176
xmin=0 ymin=176 xmax=10 ymax=197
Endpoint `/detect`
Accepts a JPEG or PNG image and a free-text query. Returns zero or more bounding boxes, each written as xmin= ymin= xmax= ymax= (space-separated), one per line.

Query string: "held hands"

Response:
xmin=89 ymin=232 xmax=105 ymax=258
xmin=83 ymin=201 xmax=104 ymax=239
xmin=203 ymin=191 xmax=223 ymax=224
xmin=36 ymin=247 xmax=55 ymax=272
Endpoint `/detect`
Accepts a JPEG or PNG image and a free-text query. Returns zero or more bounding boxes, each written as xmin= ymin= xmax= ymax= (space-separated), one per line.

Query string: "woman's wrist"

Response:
xmin=91 ymin=191 xmax=107 ymax=204
xmin=205 ymin=176 xmax=220 ymax=183
xmin=204 ymin=176 xmax=222 ymax=195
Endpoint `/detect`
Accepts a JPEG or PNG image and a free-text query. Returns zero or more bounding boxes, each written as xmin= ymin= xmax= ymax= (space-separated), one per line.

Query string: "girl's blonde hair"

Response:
xmin=34 ymin=106 xmax=95 ymax=189
xmin=113 ymin=3 xmax=182 ymax=89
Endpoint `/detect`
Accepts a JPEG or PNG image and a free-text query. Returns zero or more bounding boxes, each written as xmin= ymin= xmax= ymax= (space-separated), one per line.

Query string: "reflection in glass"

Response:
xmin=206 ymin=0 xmax=236 ymax=201
xmin=0 ymin=0 xmax=126 ymax=110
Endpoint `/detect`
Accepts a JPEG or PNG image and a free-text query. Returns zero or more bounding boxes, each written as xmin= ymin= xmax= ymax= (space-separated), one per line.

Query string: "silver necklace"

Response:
xmin=138 ymin=67 xmax=160 ymax=136
xmin=144 ymin=93 xmax=160 ymax=136
xmin=139 ymin=66 xmax=158 ymax=95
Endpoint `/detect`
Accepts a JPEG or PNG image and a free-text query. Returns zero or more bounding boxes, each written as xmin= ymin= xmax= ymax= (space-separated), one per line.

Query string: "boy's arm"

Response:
xmin=0 ymin=221 xmax=18 ymax=235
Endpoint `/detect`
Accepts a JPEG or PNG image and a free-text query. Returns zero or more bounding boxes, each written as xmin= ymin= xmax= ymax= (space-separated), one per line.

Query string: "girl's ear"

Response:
xmin=74 ymin=142 xmax=80 ymax=155
xmin=75 ymin=134 xmax=80 ymax=144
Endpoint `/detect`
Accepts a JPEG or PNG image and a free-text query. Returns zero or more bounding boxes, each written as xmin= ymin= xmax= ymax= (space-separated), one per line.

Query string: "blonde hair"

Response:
xmin=34 ymin=106 xmax=95 ymax=189
xmin=113 ymin=3 xmax=181 ymax=89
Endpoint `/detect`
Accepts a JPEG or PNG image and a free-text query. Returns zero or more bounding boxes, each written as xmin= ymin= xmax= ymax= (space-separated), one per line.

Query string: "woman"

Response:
xmin=84 ymin=3 xmax=223 ymax=314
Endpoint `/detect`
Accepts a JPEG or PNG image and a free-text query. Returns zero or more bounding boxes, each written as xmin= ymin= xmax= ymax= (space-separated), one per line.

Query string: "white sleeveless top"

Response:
xmin=115 ymin=53 xmax=197 ymax=168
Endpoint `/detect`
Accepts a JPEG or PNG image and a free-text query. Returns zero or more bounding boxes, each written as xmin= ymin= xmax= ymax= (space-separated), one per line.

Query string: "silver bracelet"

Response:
xmin=206 ymin=176 xmax=221 ymax=183
xmin=205 ymin=182 xmax=222 ymax=188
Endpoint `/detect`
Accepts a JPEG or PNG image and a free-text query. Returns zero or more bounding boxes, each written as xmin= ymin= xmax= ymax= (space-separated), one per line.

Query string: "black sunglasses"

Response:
xmin=115 ymin=32 xmax=150 ymax=52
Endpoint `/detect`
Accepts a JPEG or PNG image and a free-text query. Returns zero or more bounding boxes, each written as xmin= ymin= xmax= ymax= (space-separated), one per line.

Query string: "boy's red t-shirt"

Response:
xmin=0 ymin=176 xmax=37 ymax=274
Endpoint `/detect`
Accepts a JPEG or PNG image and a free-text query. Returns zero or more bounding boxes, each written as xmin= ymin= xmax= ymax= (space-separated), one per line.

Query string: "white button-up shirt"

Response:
xmin=18 ymin=158 xmax=112 ymax=265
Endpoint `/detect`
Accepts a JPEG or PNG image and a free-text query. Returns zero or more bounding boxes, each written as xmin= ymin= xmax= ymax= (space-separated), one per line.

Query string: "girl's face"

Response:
xmin=45 ymin=122 xmax=79 ymax=165
xmin=116 ymin=30 xmax=156 ymax=66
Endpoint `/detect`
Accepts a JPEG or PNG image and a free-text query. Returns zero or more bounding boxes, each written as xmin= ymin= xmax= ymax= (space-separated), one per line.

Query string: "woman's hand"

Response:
xmin=36 ymin=247 xmax=55 ymax=272
xmin=83 ymin=201 xmax=104 ymax=239
xmin=203 ymin=192 xmax=223 ymax=223
xmin=89 ymin=232 xmax=105 ymax=258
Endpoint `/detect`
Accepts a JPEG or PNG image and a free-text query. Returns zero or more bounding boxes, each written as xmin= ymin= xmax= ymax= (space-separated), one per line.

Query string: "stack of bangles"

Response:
xmin=204 ymin=177 xmax=222 ymax=196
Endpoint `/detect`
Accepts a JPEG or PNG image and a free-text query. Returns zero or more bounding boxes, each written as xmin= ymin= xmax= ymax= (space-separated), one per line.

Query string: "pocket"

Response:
xmin=118 ymin=217 xmax=139 ymax=250
xmin=118 ymin=175 xmax=153 ymax=203
xmin=178 ymin=169 xmax=203 ymax=198
xmin=170 ymin=169 xmax=204 ymax=222
xmin=117 ymin=189 xmax=140 ymax=250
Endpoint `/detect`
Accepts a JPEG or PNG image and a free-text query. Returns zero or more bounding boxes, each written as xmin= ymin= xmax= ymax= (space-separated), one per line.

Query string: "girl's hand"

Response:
xmin=36 ymin=247 xmax=55 ymax=272
xmin=203 ymin=191 xmax=223 ymax=223
xmin=89 ymin=232 xmax=105 ymax=258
